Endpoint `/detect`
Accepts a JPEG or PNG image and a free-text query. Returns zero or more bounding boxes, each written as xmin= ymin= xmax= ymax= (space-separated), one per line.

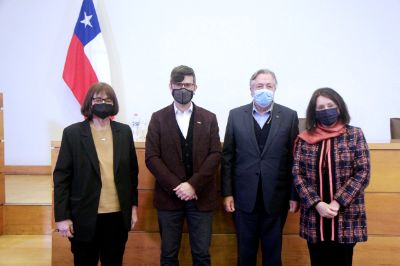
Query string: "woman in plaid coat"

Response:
xmin=292 ymin=88 xmax=370 ymax=266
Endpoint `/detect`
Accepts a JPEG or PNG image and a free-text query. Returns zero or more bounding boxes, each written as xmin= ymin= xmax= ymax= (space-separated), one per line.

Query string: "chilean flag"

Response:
xmin=63 ymin=0 xmax=111 ymax=105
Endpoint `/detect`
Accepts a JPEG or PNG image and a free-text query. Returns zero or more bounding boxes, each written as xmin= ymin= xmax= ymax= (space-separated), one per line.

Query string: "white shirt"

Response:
xmin=174 ymin=102 xmax=193 ymax=138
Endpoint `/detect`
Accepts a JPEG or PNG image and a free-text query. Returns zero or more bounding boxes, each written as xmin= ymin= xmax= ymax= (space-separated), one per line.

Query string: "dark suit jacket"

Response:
xmin=145 ymin=103 xmax=221 ymax=211
xmin=53 ymin=120 xmax=139 ymax=241
xmin=221 ymin=103 xmax=298 ymax=214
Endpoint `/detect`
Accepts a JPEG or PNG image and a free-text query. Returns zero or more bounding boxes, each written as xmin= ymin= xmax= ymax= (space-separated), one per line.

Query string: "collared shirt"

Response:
xmin=174 ymin=102 xmax=193 ymax=138
xmin=252 ymin=102 xmax=273 ymax=128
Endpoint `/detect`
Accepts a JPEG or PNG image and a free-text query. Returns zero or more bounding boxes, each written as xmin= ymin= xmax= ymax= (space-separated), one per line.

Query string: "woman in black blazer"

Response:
xmin=54 ymin=82 xmax=139 ymax=266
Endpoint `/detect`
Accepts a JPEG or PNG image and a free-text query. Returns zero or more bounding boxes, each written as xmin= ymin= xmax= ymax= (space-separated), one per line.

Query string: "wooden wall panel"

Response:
xmin=283 ymin=235 xmax=400 ymax=266
xmin=0 ymin=110 xmax=3 ymax=140
xmin=0 ymin=93 xmax=3 ymax=141
xmin=367 ymin=149 xmax=400 ymax=192
xmin=4 ymin=205 xmax=52 ymax=234
xmin=50 ymin=142 xmax=400 ymax=265
xmin=51 ymin=143 xmax=156 ymax=190
xmin=136 ymin=149 xmax=155 ymax=189
xmin=354 ymin=236 xmax=400 ymax=265
xmin=135 ymin=190 xmax=237 ymax=234
xmin=282 ymin=236 xmax=310 ymax=265
xmin=50 ymin=142 xmax=60 ymax=174
xmin=366 ymin=193 xmax=400 ymax=235
xmin=53 ymin=232 xmax=236 ymax=266
xmin=54 ymin=233 xmax=400 ymax=266
xmin=0 ymin=141 xmax=4 ymax=173
xmin=0 ymin=93 xmax=3 ymax=235
xmin=135 ymin=190 xmax=301 ymax=235
xmin=51 ymin=232 xmax=73 ymax=266
xmin=0 ymin=205 xmax=3 ymax=235
xmin=135 ymin=190 xmax=157 ymax=232
xmin=0 ymin=173 xmax=4 ymax=205
xmin=284 ymin=193 xmax=400 ymax=236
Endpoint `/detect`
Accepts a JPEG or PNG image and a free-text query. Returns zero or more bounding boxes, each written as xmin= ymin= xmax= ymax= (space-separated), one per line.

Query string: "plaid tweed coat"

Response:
xmin=292 ymin=125 xmax=370 ymax=244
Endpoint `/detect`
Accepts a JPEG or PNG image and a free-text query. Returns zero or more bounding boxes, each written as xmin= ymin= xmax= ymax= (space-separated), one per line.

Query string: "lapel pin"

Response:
xmin=196 ymin=121 xmax=202 ymax=124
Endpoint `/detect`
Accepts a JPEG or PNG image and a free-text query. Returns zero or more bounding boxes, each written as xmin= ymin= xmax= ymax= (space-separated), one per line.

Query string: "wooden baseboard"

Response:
xmin=4 ymin=165 xmax=51 ymax=175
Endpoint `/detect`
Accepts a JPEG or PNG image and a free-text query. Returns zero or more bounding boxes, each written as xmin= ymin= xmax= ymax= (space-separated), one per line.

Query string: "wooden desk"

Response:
xmin=51 ymin=141 xmax=400 ymax=265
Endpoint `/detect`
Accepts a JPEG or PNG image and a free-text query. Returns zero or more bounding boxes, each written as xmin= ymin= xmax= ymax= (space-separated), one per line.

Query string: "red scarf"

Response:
xmin=298 ymin=122 xmax=346 ymax=144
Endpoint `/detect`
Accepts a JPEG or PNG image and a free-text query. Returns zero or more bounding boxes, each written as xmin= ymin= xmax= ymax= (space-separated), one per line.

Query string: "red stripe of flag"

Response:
xmin=62 ymin=34 xmax=98 ymax=105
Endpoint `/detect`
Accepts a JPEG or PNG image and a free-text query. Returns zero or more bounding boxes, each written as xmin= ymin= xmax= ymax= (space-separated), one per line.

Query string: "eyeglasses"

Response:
xmin=173 ymin=82 xmax=197 ymax=89
xmin=254 ymin=83 xmax=275 ymax=90
xmin=92 ymin=97 xmax=113 ymax=104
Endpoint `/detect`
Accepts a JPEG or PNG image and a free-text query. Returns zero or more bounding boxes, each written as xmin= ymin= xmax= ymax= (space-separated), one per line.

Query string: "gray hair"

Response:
xmin=249 ymin=69 xmax=278 ymax=87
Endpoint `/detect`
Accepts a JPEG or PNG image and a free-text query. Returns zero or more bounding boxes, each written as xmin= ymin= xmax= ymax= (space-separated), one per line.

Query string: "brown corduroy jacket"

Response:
xmin=145 ymin=103 xmax=221 ymax=211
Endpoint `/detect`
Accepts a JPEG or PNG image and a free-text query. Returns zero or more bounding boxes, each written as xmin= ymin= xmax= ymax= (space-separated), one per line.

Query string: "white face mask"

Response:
xmin=253 ymin=89 xmax=274 ymax=107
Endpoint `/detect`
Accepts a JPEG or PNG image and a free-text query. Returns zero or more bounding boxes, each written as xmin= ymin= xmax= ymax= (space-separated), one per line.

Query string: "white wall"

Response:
xmin=1 ymin=0 xmax=400 ymax=165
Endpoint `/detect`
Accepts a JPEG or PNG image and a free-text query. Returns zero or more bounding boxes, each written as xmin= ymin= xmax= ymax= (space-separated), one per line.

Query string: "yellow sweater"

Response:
xmin=91 ymin=124 xmax=120 ymax=213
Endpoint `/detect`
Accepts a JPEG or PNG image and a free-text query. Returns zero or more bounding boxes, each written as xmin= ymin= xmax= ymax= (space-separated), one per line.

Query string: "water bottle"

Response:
xmin=132 ymin=113 xmax=140 ymax=140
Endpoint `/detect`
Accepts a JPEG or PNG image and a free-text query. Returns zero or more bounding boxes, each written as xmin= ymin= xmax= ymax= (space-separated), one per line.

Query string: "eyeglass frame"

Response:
xmin=172 ymin=82 xmax=197 ymax=90
xmin=92 ymin=97 xmax=114 ymax=104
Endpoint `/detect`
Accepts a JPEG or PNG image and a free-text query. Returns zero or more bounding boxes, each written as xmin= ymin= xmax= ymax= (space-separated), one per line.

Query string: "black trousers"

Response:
xmin=70 ymin=212 xmax=128 ymax=266
xmin=157 ymin=201 xmax=213 ymax=266
xmin=234 ymin=209 xmax=287 ymax=266
xmin=307 ymin=241 xmax=356 ymax=266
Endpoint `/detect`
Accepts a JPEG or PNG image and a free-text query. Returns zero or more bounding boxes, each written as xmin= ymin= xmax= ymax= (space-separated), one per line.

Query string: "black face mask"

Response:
xmin=92 ymin=103 xmax=113 ymax=119
xmin=316 ymin=108 xmax=339 ymax=126
xmin=172 ymin=88 xmax=193 ymax=104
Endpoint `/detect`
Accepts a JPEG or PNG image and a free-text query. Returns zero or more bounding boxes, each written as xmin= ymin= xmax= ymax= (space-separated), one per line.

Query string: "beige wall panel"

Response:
xmin=354 ymin=236 xmax=400 ymax=266
xmin=366 ymin=193 xmax=400 ymax=235
xmin=136 ymin=149 xmax=155 ymax=189
xmin=0 ymin=173 xmax=4 ymax=205
xmin=367 ymin=149 xmax=400 ymax=192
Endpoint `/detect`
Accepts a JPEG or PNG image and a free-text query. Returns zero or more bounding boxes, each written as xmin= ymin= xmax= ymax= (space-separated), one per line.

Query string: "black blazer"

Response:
xmin=53 ymin=120 xmax=138 ymax=241
xmin=221 ymin=103 xmax=298 ymax=214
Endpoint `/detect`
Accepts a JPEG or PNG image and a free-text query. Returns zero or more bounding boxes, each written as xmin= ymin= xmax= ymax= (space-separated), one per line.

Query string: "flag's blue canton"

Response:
xmin=74 ymin=0 xmax=101 ymax=46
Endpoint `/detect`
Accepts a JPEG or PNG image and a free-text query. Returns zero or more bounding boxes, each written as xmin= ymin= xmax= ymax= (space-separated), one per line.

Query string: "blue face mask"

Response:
xmin=316 ymin=108 xmax=339 ymax=126
xmin=253 ymin=89 xmax=274 ymax=108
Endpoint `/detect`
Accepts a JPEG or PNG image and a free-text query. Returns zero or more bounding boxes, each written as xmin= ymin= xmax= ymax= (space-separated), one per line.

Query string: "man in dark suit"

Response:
xmin=145 ymin=65 xmax=221 ymax=266
xmin=221 ymin=69 xmax=299 ymax=266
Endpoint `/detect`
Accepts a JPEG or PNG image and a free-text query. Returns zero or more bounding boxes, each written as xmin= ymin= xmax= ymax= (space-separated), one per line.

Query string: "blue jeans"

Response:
xmin=157 ymin=201 xmax=212 ymax=266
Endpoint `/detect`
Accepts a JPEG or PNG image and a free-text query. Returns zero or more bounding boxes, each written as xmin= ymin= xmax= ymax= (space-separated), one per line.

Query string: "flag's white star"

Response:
xmin=80 ymin=12 xmax=93 ymax=28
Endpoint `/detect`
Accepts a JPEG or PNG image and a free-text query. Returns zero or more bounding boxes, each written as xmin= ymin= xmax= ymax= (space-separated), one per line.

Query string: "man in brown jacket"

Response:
xmin=145 ymin=65 xmax=221 ymax=266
